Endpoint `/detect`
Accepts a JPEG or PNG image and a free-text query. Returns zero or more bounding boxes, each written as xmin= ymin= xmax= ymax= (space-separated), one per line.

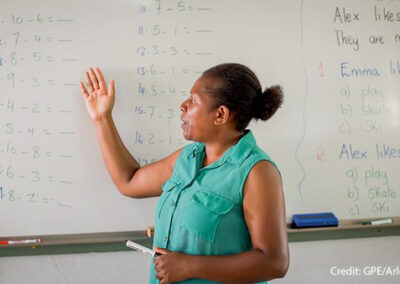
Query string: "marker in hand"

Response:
xmin=126 ymin=240 xmax=161 ymax=257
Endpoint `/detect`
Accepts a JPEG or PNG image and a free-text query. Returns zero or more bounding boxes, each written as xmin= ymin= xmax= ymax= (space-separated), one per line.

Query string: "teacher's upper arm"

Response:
xmin=120 ymin=147 xmax=183 ymax=199
xmin=243 ymin=160 xmax=289 ymax=277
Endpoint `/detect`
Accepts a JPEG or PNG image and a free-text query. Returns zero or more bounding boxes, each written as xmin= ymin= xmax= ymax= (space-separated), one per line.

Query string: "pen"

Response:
xmin=126 ymin=240 xmax=160 ymax=257
xmin=0 ymin=239 xmax=42 ymax=245
xmin=362 ymin=218 xmax=393 ymax=226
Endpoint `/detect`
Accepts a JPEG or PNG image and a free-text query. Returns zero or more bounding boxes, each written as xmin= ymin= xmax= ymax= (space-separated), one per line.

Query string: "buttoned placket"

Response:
xmin=161 ymin=181 xmax=192 ymax=248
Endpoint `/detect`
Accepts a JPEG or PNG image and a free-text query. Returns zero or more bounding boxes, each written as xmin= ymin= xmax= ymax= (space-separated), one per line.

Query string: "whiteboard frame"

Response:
xmin=1 ymin=217 xmax=400 ymax=257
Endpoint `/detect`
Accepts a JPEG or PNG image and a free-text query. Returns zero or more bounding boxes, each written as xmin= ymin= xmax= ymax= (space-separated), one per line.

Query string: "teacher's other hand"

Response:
xmin=154 ymin=247 xmax=192 ymax=284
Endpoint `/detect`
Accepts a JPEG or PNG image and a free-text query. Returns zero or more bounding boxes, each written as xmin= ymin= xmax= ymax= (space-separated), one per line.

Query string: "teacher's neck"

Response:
xmin=202 ymin=129 xmax=245 ymax=165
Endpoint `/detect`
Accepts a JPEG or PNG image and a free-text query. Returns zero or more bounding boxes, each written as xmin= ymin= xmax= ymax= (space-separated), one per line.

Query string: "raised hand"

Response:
xmin=80 ymin=67 xmax=115 ymax=121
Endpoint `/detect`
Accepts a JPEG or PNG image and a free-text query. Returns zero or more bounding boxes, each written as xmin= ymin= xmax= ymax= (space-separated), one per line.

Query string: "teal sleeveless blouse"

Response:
xmin=150 ymin=130 xmax=277 ymax=283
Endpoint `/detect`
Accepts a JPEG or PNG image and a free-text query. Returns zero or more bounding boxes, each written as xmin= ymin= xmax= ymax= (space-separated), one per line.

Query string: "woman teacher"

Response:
xmin=80 ymin=63 xmax=289 ymax=283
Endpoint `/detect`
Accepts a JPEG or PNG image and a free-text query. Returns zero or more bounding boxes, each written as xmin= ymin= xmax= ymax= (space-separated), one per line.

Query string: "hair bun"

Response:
xmin=253 ymin=85 xmax=283 ymax=120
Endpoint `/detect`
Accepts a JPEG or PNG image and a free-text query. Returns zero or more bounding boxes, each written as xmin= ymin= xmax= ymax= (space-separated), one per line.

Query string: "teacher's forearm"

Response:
xmin=187 ymin=250 xmax=288 ymax=284
xmin=93 ymin=114 xmax=139 ymax=191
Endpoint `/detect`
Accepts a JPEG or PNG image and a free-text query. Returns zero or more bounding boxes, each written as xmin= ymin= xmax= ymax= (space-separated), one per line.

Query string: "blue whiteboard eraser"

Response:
xmin=292 ymin=212 xmax=339 ymax=228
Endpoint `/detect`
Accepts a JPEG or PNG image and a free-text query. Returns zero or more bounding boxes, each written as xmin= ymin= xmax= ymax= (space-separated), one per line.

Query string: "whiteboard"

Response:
xmin=1 ymin=0 xmax=399 ymax=237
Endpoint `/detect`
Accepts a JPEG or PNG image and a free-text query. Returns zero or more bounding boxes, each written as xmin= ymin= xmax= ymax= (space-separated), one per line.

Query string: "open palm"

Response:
xmin=80 ymin=67 xmax=115 ymax=121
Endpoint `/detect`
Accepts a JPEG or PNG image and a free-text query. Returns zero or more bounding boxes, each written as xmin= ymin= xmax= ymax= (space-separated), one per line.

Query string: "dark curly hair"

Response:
xmin=202 ymin=63 xmax=283 ymax=132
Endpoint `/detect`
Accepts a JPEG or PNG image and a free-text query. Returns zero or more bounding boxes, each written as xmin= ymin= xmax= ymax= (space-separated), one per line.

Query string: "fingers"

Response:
xmin=89 ymin=68 xmax=99 ymax=90
xmin=108 ymin=80 xmax=115 ymax=97
xmin=156 ymin=274 xmax=164 ymax=283
xmin=94 ymin=67 xmax=107 ymax=90
xmin=85 ymin=71 xmax=94 ymax=93
xmin=155 ymin=272 xmax=167 ymax=283
xmin=154 ymin=247 xmax=170 ymax=255
xmin=80 ymin=82 xmax=89 ymax=98
xmin=155 ymin=272 xmax=161 ymax=279
xmin=82 ymin=67 xmax=113 ymax=98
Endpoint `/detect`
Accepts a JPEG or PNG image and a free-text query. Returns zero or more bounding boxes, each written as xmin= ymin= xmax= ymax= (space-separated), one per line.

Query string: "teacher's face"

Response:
xmin=179 ymin=76 xmax=218 ymax=142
